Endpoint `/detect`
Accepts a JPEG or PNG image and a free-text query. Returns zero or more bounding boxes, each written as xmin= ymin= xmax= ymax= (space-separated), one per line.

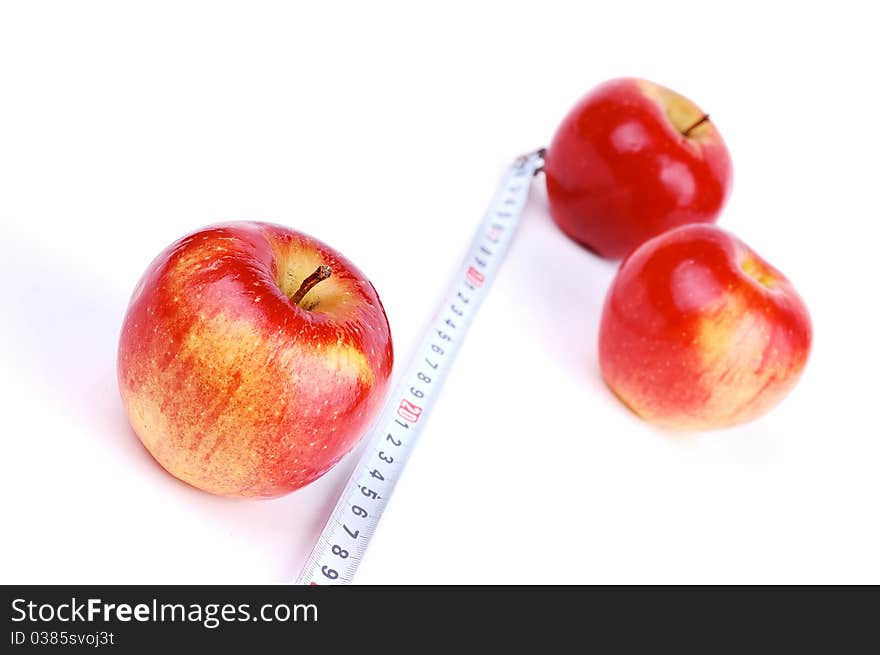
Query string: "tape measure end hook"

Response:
xmin=516 ymin=147 xmax=547 ymax=175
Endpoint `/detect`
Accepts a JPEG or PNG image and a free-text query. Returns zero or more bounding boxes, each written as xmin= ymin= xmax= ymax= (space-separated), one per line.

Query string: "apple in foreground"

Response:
xmin=544 ymin=77 xmax=733 ymax=259
xmin=598 ymin=224 xmax=811 ymax=430
xmin=118 ymin=221 xmax=393 ymax=497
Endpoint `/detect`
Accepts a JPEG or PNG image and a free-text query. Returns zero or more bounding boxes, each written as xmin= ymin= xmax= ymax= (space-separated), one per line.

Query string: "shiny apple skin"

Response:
xmin=545 ymin=78 xmax=733 ymax=259
xmin=598 ymin=224 xmax=811 ymax=430
xmin=117 ymin=221 xmax=393 ymax=498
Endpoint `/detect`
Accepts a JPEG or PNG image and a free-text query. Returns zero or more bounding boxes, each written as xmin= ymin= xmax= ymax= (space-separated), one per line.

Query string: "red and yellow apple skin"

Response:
xmin=598 ymin=224 xmax=811 ymax=430
xmin=544 ymin=77 xmax=733 ymax=259
xmin=117 ymin=222 xmax=393 ymax=498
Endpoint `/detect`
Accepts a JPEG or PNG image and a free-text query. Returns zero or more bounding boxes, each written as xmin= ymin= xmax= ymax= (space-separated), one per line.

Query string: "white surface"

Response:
xmin=0 ymin=1 xmax=877 ymax=584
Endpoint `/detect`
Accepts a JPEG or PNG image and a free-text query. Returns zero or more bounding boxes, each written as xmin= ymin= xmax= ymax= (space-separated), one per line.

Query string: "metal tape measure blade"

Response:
xmin=296 ymin=151 xmax=543 ymax=585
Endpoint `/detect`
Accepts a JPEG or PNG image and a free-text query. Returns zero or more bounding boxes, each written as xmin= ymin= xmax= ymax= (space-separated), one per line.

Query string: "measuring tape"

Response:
xmin=295 ymin=149 xmax=544 ymax=585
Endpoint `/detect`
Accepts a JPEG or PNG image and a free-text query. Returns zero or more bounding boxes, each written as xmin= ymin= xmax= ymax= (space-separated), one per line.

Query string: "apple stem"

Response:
xmin=682 ymin=114 xmax=711 ymax=137
xmin=290 ymin=265 xmax=332 ymax=306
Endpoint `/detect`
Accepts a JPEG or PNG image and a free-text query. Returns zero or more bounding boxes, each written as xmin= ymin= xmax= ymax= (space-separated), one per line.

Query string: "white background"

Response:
xmin=1 ymin=1 xmax=878 ymax=584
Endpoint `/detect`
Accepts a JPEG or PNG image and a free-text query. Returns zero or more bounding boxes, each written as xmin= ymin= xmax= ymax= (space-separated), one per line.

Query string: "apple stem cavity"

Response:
xmin=290 ymin=265 xmax=332 ymax=307
xmin=682 ymin=114 xmax=711 ymax=137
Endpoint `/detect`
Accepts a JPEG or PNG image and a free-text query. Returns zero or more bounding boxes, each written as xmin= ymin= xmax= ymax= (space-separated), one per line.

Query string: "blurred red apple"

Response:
xmin=544 ymin=77 xmax=733 ymax=259
xmin=118 ymin=222 xmax=393 ymax=497
xmin=598 ymin=224 xmax=811 ymax=430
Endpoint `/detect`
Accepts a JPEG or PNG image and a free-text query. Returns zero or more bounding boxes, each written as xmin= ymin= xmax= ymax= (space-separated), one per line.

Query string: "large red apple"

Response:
xmin=544 ymin=77 xmax=733 ymax=259
xmin=117 ymin=222 xmax=393 ymax=498
xmin=598 ymin=224 xmax=811 ymax=430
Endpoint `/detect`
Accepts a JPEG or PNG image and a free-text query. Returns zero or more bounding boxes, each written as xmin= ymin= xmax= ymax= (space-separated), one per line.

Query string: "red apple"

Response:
xmin=544 ymin=77 xmax=733 ymax=259
xmin=117 ymin=222 xmax=393 ymax=497
xmin=598 ymin=224 xmax=811 ymax=430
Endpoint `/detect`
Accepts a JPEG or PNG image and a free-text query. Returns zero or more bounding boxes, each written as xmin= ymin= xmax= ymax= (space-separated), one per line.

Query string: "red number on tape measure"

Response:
xmin=397 ymin=399 xmax=422 ymax=423
xmin=465 ymin=266 xmax=485 ymax=287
